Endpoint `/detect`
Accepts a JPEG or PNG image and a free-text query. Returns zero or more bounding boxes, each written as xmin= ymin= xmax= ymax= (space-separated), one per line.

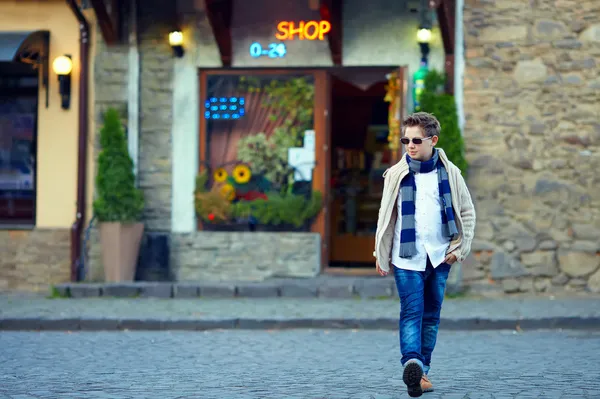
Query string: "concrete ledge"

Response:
xmin=2 ymin=317 xmax=600 ymax=331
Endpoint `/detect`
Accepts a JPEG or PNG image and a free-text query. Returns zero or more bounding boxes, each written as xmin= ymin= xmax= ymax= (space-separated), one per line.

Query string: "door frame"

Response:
xmin=322 ymin=65 xmax=408 ymax=275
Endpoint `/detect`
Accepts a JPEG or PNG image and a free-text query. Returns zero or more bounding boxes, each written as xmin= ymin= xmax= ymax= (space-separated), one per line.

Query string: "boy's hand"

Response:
xmin=376 ymin=259 xmax=388 ymax=276
xmin=444 ymin=253 xmax=458 ymax=265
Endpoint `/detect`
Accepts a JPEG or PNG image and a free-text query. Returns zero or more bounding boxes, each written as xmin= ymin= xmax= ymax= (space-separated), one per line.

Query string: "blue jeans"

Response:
xmin=393 ymin=257 xmax=451 ymax=375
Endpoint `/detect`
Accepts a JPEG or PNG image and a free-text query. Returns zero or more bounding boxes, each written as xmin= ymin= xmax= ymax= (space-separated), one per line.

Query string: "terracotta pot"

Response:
xmin=99 ymin=222 xmax=144 ymax=282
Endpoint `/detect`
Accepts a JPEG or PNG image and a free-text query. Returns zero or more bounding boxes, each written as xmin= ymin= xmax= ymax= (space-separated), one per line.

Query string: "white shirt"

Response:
xmin=392 ymin=169 xmax=450 ymax=271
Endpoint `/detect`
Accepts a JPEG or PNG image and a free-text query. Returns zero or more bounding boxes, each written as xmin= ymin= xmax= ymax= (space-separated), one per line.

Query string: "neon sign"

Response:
xmin=204 ymin=97 xmax=245 ymax=120
xmin=248 ymin=20 xmax=331 ymax=59
xmin=275 ymin=21 xmax=331 ymax=41
xmin=249 ymin=42 xmax=287 ymax=58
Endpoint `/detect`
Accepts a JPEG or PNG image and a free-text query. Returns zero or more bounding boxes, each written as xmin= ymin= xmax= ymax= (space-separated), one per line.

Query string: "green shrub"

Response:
xmin=419 ymin=70 xmax=468 ymax=177
xmin=93 ymin=108 xmax=144 ymax=222
xmin=250 ymin=191 xmax=323 ymax=227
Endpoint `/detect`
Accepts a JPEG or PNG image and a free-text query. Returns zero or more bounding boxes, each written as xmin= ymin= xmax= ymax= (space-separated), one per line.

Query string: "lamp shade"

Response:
xmin=417 ymin=28 xmax=432 ymax=44
xmin=169 ymin=31 xmax=183 ymax=46
xmin=52 ymin=55 xmax=73 ymax=75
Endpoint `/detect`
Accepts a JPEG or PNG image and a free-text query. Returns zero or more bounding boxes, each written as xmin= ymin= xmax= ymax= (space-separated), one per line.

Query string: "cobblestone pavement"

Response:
xmin=1 ymin=294 xmax=600 ymax=322
xmin=1 ymin=329 xmax=600 ymax=398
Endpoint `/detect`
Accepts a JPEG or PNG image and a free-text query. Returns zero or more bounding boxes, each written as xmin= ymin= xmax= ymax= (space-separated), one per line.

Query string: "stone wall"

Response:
xmin=0 ymin=230 xmax=70 ymax=292
xmin=462 ymin=0 xmax=600 ymax=295
xmin=172 ymin=232 xmax=321 ymax=281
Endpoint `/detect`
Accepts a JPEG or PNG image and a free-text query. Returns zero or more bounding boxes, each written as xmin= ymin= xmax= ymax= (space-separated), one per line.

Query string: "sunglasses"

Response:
xmin=400 ymin=136 xmax=433 ymax=145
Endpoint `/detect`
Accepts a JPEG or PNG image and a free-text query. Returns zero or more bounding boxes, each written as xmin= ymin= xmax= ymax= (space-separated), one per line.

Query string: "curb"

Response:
xmin=2 ymin=316 xmax=600 ymax=331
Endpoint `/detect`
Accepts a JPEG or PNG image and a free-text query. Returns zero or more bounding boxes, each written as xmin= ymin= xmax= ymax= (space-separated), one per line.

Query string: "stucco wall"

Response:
xmin=0 ymin=0 xmax=96 ymax=229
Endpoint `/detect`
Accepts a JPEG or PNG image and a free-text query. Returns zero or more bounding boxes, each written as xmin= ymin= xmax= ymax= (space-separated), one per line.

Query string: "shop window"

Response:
xmin=0 ymin=63 xmax=38 ymax=227
xmin=197 ymin=72 xmax=320 ymax=230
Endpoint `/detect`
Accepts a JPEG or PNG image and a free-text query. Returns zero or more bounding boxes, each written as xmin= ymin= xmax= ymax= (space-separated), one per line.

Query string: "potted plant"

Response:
xmin=93 ymin=108 xmax=145 ymax=282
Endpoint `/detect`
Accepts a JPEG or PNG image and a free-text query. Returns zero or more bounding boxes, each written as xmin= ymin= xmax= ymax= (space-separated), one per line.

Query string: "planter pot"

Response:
xmin=99 ymin=222 xmax=144 ymax=282
xmin=202 ymin=222 xmax=250 ymax=232
xmin=254 ymin=222 xmax=311 ymax=232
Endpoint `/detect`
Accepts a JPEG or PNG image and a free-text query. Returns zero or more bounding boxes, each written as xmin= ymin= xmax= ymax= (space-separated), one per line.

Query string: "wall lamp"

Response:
xmin=417 ymin=27 xmax=432 ymax=64
xmin=52 ymin=55 xmax=73 ymax=110
xmin=169 ymin=31 xmax=185 ymax=58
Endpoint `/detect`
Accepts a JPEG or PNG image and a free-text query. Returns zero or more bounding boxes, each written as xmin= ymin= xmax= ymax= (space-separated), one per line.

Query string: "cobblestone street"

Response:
xmin=1 ymin=329 xmax=599 ymax=398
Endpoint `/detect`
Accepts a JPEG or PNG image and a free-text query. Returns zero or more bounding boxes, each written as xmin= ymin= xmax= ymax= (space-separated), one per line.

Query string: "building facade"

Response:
xmin=2 ymin=0 xmax=599 ymax=295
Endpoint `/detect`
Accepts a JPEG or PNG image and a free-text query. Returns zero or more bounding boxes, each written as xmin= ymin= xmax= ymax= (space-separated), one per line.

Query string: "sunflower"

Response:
xmin=232 ymin=164 xmax=252 ymax=184
xmin=213 ymin=167 xmax=228 ymax=183
xmin=218 ymin=183 xmax=236 ymax=201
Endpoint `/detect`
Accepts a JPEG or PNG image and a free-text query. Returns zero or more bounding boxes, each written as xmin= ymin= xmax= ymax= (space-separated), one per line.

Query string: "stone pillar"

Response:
xmin=137 ymin=0 xmax=175 ymax=232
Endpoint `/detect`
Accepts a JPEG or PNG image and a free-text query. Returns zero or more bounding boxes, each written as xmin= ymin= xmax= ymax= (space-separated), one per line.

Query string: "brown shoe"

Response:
xmin=421 ymin=374 xmax=434 ymax=393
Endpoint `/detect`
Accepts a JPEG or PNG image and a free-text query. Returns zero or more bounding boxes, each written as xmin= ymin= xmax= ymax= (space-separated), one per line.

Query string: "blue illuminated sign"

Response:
xmin=249 ymin=42 xmax=287 ymax=58
xmin=204 ymin=97 xmax=245 ymax=120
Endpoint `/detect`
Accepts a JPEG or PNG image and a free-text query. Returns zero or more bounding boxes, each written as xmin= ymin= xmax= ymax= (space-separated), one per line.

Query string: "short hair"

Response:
xmin=402 ymin=112 xmax=441 ymax=137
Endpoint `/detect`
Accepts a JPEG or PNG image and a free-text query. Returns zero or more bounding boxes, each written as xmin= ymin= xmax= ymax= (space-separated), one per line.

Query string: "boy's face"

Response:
xmin=403 ymin=125 xmax=438 ymax=161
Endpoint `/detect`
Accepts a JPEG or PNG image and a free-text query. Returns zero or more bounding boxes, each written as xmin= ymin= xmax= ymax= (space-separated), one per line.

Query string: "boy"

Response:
xmin=373 ymin=112 xmax=476 ymax=397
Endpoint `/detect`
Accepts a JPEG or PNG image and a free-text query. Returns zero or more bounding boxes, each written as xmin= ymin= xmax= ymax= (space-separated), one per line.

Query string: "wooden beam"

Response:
xmin=433 ymin=0 xmax=455 ymax=94
xmin=204 ymin=0 xmax=233 ymax=67
xmin=320 ymin=0 xmax=342 ymax=65
xmin=89 ymin=0 xmax=119 ymax=45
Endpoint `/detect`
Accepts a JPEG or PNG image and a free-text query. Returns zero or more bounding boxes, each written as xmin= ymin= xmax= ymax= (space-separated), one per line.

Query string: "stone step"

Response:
xmin=53 ymin=277 xmax=400 ymax=299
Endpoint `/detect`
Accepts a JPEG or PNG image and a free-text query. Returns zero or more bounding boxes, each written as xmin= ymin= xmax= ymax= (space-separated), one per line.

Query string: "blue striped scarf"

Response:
xmin=398 ymin=148 xmax=459 ymax=258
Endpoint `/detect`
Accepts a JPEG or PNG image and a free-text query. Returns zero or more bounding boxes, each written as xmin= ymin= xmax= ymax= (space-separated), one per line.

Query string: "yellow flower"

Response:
xmin=213 ymin=168 xmax=228 ymax=183
xmin=218 ymin=183 xmax=236 ymax=201
xmin=232 ymin=164 xmax=252 ymax=184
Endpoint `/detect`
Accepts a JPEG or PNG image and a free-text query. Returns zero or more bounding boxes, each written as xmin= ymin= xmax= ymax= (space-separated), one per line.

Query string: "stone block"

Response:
xmin=139 ymin=283 xmax=173 ymax=298
xmin=534 ymin=20 xmax=568 ymax=39
xmin=318 ymin=281 xmax=354 ymax=298
xmin=102 ymin=283 xmax=141 ymax=298
xmin=237 ymin=283 xmax=280 ymax=298
xmin=558 ymin=251 xmax=600 ymax=278
xmin=198 ymin=284 xmax=236 ymax=298
xmin=69 ymin=284 xmax=102 ymax=298
xmin=571 ymin=224 xmax=600 ymax=240
xmin=490 ymin=251 xmax=529 ymax=279
xmin=588 ymin=269 xmax=600 ymax=293
xmin=514 ymin=59 xmax=548 ymax=84
xmin=354 ymin=278 xmax=393 ymax=298
xmin=280 ymin=282 xmax=318 ymax=297
xmin=502 ymin=278 xmax=520 ymax=293
xmin=173 ymin=284 xmax=199 ymax=298
xmin=479 ymin=25 xmax=527 ymax=42
xmin=579 ymin=24 xmax=600 ymax=43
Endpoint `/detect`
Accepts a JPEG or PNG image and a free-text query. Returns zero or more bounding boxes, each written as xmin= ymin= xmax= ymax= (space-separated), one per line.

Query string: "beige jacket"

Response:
xmin=374 ymin=148 xmax=476 ymax=273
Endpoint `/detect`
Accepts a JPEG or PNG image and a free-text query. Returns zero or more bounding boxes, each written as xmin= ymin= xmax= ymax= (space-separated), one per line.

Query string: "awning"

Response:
xmin=0 ymin=30 xmax=50 ymax=107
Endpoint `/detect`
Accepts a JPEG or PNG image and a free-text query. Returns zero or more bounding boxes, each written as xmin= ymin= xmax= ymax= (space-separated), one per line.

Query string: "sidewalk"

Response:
xmin=1 ymin=290 xmax=600 ymax=331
